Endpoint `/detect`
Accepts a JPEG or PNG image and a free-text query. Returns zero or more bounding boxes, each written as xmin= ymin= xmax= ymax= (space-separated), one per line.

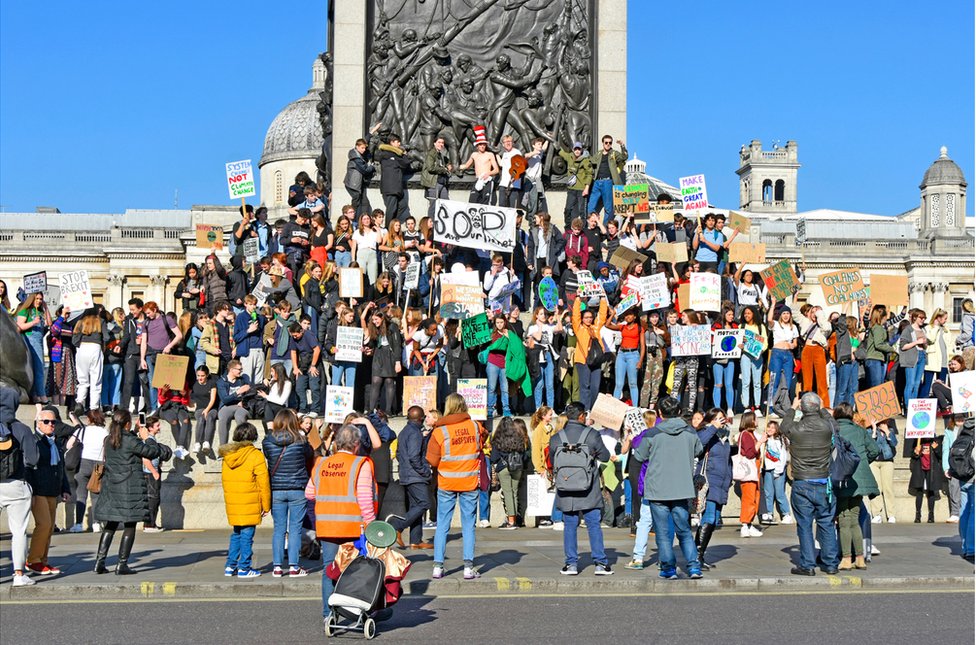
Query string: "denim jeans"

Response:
xmin=550 ymin=496 xmax=564 ymax=522
xmin=790 ymin=480 xmax=839 ymax=570
xmin=762 ymin=470 xmax=791 ymax=517
xmin=960 ymin=482 xmax=974 ymax=556
xmin=835 ymin=361 xmax=858 ymax=406
xmin=23 ymin=331 xmax=46 ymax=399
xmin=320 ymin=539 xmax=341 ymax=618
xmin=864 ymin=359 xmax=887 ymax=389
xmin=486 ymin=362 xmax=511 ymax=417
xmin=613 ymin=350 xmax=640 ymax=405
xmin=295 ymin=371 xmax=322 ymax=414
xmin=827 ymin=361 xmax=836 ymax=408
xmin=562 ymin=506 xmax=607 ymax=567
xmin=903 ymin=359 xmax=925 ymax=407
xmin=271 ymin=489 xmax=307 ymax=567
xmin=102 ymin=363 xmax=123 ymax=407
xmin=534 ymin=360 xmax=555 ymax=408
xmin=921 ymin=368 xmax=947 ymax=399
xmin=334 ymin=250 xmax=352 ymax=268
xmin=768 ymin=348 xmax=794 ymax=399
xmin=587 ymin=178 xmax=615 ymax=224
xmin=740 ymin=355 xmax=763 ymax=408
xmin=701 ymin=500 xmax=722 ymax=526
xmin=146 ymin=352 xmax=159 ymax=412
xmin=711 ymin=361 xmax=736 ymax=410
xmin=433 ymin=489 xmax=478 ymax=567
xmin=331 ymin=362 xmax=357 ymax=388
xmin=478 ymin=489 xmax=490 ymax=522
xmin=226 ymin=524 xmax=256 ymax=572
xmin=640 ymin=500 xmax=698 ymax=571
xmin=575 ymin=363 xmax=602 ymax=411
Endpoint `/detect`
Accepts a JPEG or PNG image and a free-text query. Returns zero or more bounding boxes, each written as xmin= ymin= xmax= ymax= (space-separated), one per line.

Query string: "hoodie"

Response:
xmin=220 ymin=441 xmax=271 ymax=527
xmin=0 ymin=386 xmax=39 ymax=482
xmin=634 ymin=416 xmax=703 ymax=502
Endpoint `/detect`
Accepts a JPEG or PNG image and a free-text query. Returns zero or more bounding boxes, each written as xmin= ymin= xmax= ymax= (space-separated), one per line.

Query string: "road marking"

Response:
xmin=494 ymin=577 xmax=510 ymax=591
xmin=163 ymin=582 xmax=177 ymax=596
xmin=140 ymin=582 xmax=155 ymax=596
xmin=516 ymin=577 xmax=532 ymax=591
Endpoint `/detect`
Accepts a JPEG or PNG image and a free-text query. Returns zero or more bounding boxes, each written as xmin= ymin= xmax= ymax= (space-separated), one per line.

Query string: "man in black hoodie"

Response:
xmin=226 ymin=255 xmax=250 ymax=315
xmin=0 ymin=386 xmax=41 ymax=586
xmin=375 ymin=133 xmax=416 ymax=226
xmin=388 ymin=406 xmax=433 ymax=549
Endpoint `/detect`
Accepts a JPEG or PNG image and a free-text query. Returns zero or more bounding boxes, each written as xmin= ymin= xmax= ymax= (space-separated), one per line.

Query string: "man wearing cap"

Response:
xmin=0 ymin=387 xmax=41 ymax=586
xmin=587 ymin=135 xmax=628 ymax=225
xmin=558 ymin=142 xmax=593 ymax=229
xmin=459 ymin=125 xmax=498 ymax=205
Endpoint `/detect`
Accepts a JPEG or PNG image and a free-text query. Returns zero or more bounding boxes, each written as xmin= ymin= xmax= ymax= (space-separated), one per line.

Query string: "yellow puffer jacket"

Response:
xmin=220 ymin=441 xmax=271 ymax=527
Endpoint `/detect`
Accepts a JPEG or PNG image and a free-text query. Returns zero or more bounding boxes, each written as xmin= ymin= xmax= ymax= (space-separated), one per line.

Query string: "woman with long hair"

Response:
xmin=640 ymin=310 xmax=668 ymax=411
xmin=898 ymin=308 xmax=928 ymax=407
xmin=735 ymin=411 xmax=764 ymax=538
xmin=670 ymin=309 xmax=702 ymax=417
xmin=694 ymin=408 xmax=733 ymax=569
xmin=921 ymin=308 xmax=953 ymax=398
xmin=527 ymin=306 xmax=562 ymax=409
xmin=72 ymin=311 xmax=110 ymax=412
xmin=262 ymin=409 xmax=313 ymax=577
xmin=176 ymin=263 xmax=202 ymax=312
xmin=66 ymin=408 xmax=109 ymax=532
xmin=258 ymin=363 xmax=292 ymax=425
xmin=766 ymin=302 xmax=798 ymax=401
xmin=363 ymin=303 xmax=403 ymax=414
xmin=309 ymin=213 xmax=332 ymax=269
xmin=733 ymin=266 xmax=768 ymax=315
xmin=832 ymin=403 xmax=880 ymax=569
xmin=332 ymin=215 xmax=356 ymax=268
xmin=353 ymin=212 xmax=381 ymax=285
xmin=92 ymin=410 xmax=172 ymax=574
xmin=102 ymin=307 xmax=126 ymax=410
xmin=710 ymin=306 xmax=738 ymax=417
xmin=864 ymin=305 xmax=895 ymax=388
xmin=0 ymin=279 xmax=10 ymax=311
xmin=15 ymin=292 xmax=52 ymax=402
xmin=606 ymin=305 xmax=645 ymax=406
xmin=489 ymin=418 xmax=529 ymax=530
xmin=378 ymin=218 xmax=405 ymax=272
xmin=201 ymin=254 xmax=229 ymax=312
xmin=482 ymin=315 xmax=515 ymax=417
xmin=739 ymin=305 xmax=766 ymax=413
xmin=571 ymin=295 xmax=609 ymax=411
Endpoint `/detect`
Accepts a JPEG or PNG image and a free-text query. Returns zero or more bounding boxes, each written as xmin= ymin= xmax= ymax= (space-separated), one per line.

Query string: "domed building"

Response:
xmin=918 ymin=146 xmax=968 ymax=238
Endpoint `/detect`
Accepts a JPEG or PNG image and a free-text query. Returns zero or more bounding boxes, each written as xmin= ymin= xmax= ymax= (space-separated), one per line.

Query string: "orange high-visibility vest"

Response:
xmin=433 ymin=419 xmax=483 ymax=492
xmin=313 ymin=452 xmax=376 ymax=540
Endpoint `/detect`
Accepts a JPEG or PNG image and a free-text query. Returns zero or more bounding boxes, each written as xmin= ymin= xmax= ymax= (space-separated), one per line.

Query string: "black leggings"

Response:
xmin=103 ymin=521 xmax=137 ymax=540
xmin=914 ymin=491 xmax=937 ymax=518
xmin=368 ymin=377 xmax=396 ymax=414
xmin=159 ymin=406 xmax=191 ymax=450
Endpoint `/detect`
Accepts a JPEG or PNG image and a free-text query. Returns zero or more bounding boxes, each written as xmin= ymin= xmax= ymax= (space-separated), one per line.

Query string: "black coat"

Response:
xmin=376 ymin=146 xmax=413 ymax=196
xmin=94 ymin=432 xmax=172 ymax=523
xmin=25 ymin=434 xmax=71 ymax=497
xmin=908 ymin=438 xmax=945 ymax=498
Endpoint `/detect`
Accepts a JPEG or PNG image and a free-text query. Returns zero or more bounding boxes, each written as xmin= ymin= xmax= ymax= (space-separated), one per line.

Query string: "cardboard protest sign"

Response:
xmin=195 ymin=224 xmax=224 ymax=249
xmin=742 ymin=329 xmax=765 ymax=359
xmin=728 ymin=242 xmax=766 ymax=264
xmin=868 ymin=274 xmax=909 ymax=308
xmin=638 ymin=274 xmax=670 ymax=311
xmin=23 ymin=271 xmax=47 ymax=294
xmin=671 ymin=325 xmax=711 ymax=356
xmin=441 ymin=270 xmax=481 ymax=287
xmin=225 ymin=159 xmax=256 ymax=199
xmin=338 ymin=268 xmax=364 ymax=299
xmin=403 ymin=375 xmax=437 ymax=412
xmin=612 ymin=184 xmax=650 ymax=218
xmin=819 ymin=269 xmax=867 ymax=305
xmin=59 ymin=270 xmax=93 ymax=310
xmin=760 ymin=260 xmax=799 ymax=301
xmin=905 ymin=399 xmax=937 ymax=439
xmin=623 ymin=408 xmax=646 ymax=434
xmin=538 ymin=276 xmax=559 ymax=311
xmin=457 ymin=378 xmax=488 ymax=420
xmin=439 ymin=284 xmax=485 ymax=320
xmin=690 ymin=272 xmax=721 ymax=312
xmin=712 ymin=329 xmax=744 ymax=360
xmin=525 ymin=473 xmax=556 ymax=518
xmin=242 ymin=237 xmax=260 ymax=263
xmin=590 ymin=393 xmax=630 ymax=431
xmin=404 ymin=263 xmax=421 ymax=290
xmin=461 ymin=312 xmax=492 ymax=348
xmin=853 ymin=381 xmax=901 ymax=425
xmin=150 ymin=354 xmax=189 ymax=389
xmin=325 ymin=386 xmax=355 ymax=423
xmin=728 ymin=211 xmax=751 ymax=233
xmin=656 ymin=241 xmax=688 ymax=264
xmin=432 ymin=198 xmax=516 ymax=253
xmin=677 ymin=283 xmax=691 ymax=310
xmin=334 ymin=326 xmax=363 ymax=363
xmin=648 ymin=202 xmax=674 ymax=224
xmin=679 ymin=174 xmax=708 ymax=213
xmin=609 ymin=246 xmax=648 ymax=273
xmin=949 ymin=370 xmax=976 ymax=414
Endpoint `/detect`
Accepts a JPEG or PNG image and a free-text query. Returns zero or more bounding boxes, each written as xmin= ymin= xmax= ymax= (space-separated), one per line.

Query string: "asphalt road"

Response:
xmin=1 ymin=591 xmax=972 ymax=644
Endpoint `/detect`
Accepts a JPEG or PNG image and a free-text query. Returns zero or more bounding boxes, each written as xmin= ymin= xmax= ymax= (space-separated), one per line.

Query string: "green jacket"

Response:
xmin=558 ymin=149 xmax=594 ymax=192
xmin=588 ymin=144 xmax=628 ymax=185
xmin=864 ymin=324 xmax=894 ymax=362
xmin=478 ymin=331 xmax=532 ymax=397
xmin=420 ymin=147 xmax=451 ymax=189
xmin=834 ymin=419 xmax=880 ymax=498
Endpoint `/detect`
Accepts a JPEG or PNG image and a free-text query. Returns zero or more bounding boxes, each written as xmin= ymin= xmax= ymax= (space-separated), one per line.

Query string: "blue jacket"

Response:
xmin=396 ymin=420 xmax=431 ymax=485
xmin=873 ymin=425 xmax=898 ymax=462
xmin=217 ymin=375 xmax=252 ymax=406
xmin=697 ymin=424 xmax=732 ymax=506
xmin=261 ymin=431 xmax=313 ymax=491
xmin=233 ymin=311 xmax=266 ymax=357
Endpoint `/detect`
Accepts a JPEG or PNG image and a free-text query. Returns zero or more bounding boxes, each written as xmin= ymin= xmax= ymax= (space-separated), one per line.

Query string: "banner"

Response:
xmin=638 ymin=273 xmax=670 ymax=310
xmin=728 ymin=242 xmax=766 ymax=264
xmin=59 ymin=270 xmax=93 ymax=310
xmin=679 ymin=174 xmax=708 ymax=213
xmin=690 ymin=272 xmax=721 ymax=312
xmin=612 ymin=183 xmax=650 ymax=218
xmin=242 ymin=237 xmax=260 ymax=263
xmin=742 ymin=329 xmax=765 ymax=359
xmin=819 ymin=269 xmax=867 ymax=305
xmin=457 ymin=378 xmax=488 ymax=420
xmin=608 ymin=246 xmax=648 ymax=273
xmin=226 ymin=159 xmax=256 ymax=199
xmin=760 ymin=260 xmax=799 ymax=301
xmin=439 ymin=284 xmax=485 ymax=320
xmin=150 ymin=354 xmax=189 ymax=389
xmin=671 ymin=324 xmax=711 ymax=357
xmin=325 ymin=386 xmax=355 ymax=423
xmin=853 ymin=381 xmax=900 ymax=425
xmin=728 ymin=211 xmax=750 ymax=233
xmin=338 ymin=268 xmax=364 ymax=299
xmin=432 ymin=198 xmax=517 ymax=253
xmin=461 ymin=312 xmax=492 ymax=348
xmin=905 ymin=399 xmax=937 ymax=439
xmin=712 ymin=329 xmax=744 ymax=360
xmin=590 ymin=393 xmax=630 ymax=431
xmin=868 ymin=274 xmax=909 ymax=308
xmin=22 ymin=271 xmax=47 ymax=294
xmin=195 ymin=224 xmax=224 ymax=250
xmin=656 ymin=241 xmax=688 ymax=264
xmin=538 ymin=276 xmax=559 ymax=312
xmin=615 ymin=293 xmax=640 ymax=317
xmin=404 ymin=262 xmax=421 ymax=290
xmin=949 ymin=370 xmax=976 ymax=414
xmin=334 ymin=326 xmax=363 ymax=363
xmin=525 ymin=473 xmax=556 ymax=518
xmin=403 ymin=375 xmax=437 ymax=412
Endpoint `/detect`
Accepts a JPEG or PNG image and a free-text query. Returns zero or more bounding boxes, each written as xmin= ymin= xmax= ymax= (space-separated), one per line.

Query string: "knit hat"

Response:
xmin=473 ymin=125 xmax=488 ymax=146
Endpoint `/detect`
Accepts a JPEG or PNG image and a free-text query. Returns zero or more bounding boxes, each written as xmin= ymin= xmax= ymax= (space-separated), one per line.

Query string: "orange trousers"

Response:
xmin=801 ymin=344 xmax=830 ymax=408
xmin=739 ymin=481 xmax=760 ymax=524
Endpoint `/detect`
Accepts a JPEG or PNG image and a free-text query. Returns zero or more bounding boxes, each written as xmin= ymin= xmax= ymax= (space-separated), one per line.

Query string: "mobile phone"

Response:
xmin=138 ymin=413 xmax=146 ymax=426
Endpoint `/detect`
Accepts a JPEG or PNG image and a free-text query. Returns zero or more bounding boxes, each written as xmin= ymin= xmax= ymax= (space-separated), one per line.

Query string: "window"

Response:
xmin=774 ymin=179 xmax=785 ymax=202
xmin=762 ymin=179 xmax=773 ymax=203
xmin=930 ymin=193 xmax=941 ymax=228
xmin=275 ymin=170 xmax=283 ymax=205
xmin=952 ymin=297 xmax=965 ymax=325
xmin=945 ymin=193 xmax=956 ymax=226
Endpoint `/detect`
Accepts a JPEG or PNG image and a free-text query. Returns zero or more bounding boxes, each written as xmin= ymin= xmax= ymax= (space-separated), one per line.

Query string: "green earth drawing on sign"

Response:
xmin=911 ymin=411 xmax=930 ymax=429
xmin=207 ymin=230 xmax=217 ymax=243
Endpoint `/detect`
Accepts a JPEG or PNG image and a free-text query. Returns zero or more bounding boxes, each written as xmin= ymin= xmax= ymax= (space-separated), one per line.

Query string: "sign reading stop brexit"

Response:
xmin=226 ymin=159 xmax=256 ymax=200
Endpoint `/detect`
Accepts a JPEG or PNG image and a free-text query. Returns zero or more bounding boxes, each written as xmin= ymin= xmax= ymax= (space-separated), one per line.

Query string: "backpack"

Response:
xmin=947 ymin=422 xmax=975 ymax=481
xmin=503 ymin=451 xmax=524 ymax=473
xmin=829 ymin=419 xmax=861 ymax=487
xmin=585 ymin=337 xmax=607 ymax=368
xmin=552 ymin=427 xmax=596 ymax=493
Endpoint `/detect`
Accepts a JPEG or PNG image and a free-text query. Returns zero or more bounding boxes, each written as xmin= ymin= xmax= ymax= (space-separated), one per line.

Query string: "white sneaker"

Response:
xmin=760 ymin=513 xmax=773 ymax=524
xmin=68 ymin=523 xmax=84 ymax=533
xmin=727 ymin=408 xmax=734 ymax=420
xmin=477 ymin=520 xmax=490 ymax=529
xmin=92 ymin=522 xmax=102 ymax=533
xmin=740 ymin=525 xmax=751 ymax=538
xmin=12 ymin=574 xmax=35 ymax=587
xmin=948 ymin=515 xmax=960 ymax=523
xmin=202 ymin=441 xmax=211 ymax=452
xmin=551 ymin=522 xmax=564 ymax=531
xmin=871 ymin=544 xmax=881 ymax=556
xmin=887 ymin=516 xmax=896 ymax=524
xmin=871 ymin=515 xmax=883 ymax=524
xmin=755 ymin=409 xmax=764 ymax=418
xmin=780 ymin=514 xmax=794 ymax=525
xmin=192 ymin=442 xmax=201 ymax=453
xmin=748 ymin=525 xmax=763 ymax=537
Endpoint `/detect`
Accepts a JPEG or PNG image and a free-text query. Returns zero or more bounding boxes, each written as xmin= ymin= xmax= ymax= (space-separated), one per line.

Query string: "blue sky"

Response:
xmin=1 ymin=1 xmax=972 ymax=216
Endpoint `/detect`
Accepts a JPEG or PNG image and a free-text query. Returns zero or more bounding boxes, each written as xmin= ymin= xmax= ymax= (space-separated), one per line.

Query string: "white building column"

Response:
xmin=933 ymin=282 xmax=948 ymax=313
xmin=909 ymin=281 xmax=926 ymax=309
xmin=106 ymin=274 xmax=126 ymax=312
xmin=149 ymin=275 xmax=168 ymax=310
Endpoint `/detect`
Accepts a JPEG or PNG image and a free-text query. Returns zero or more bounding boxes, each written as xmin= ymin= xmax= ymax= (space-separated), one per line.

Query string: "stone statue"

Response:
xmin=315 ymin=52 xmax=334 ymax=189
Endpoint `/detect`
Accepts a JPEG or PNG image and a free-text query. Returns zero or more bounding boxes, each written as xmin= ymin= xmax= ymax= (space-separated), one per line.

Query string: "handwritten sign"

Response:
xmin=590 ymin=393 xmax=630 ymax=431
xmin=339 ymin=268 xmax=363 ymax=299
xmin=335 ymin=326 xmax=363 ymax=363
xmin=656 ymin=241 xmax=688 ymax=264
xmin=525 ymin=473 xmax=555 ymax=518
xmin=638 ymin=273 xmax=670 ymax=311
xmin=538 ymin=276 xmax=559 ymax=312
xmin=433 ymin=198 xmax=516 ymax=253
xmin=22 ymin=271 xmax=47 ymax=294
xmin=325 ymin=386 xmax=355 ymax=423
xmin=242 ymin=237 xmax=260 ymax=263
xmin=671 ymin=325 xmax=711 ymax=357
xmin=226 ymin=159 xmax=256 ymax=200
xmin=949 ymin=370 xmax=976 ymax=414
xmin=150 ymin=354 xmax=189 ymax=390
xmin=712 ymin=329 xmax=744 ymax=360
xmin=648 ymin=202 xmax=674 ymax=224
xmin=728 ymin=242 xmax=766 ymax=264
xmin=623 ymin=407 xmax=646 ymax=434
xmin=679 ymin=174 xmax=708 ymax=213
xmin=612 ymin=184 xmax=650 ymax=218
xmin=403 ymin=375 xmax=437 ymax=412
xmin=905 ymin=399 xmax=937 ymax=439
xmin=461 ymin=312 xmax=492 ymax=348
xmin=440 ymin=284 xmax=485 ymax=320
xmin=760 ymin=260 xmax=799 ymax=302
xmin=195 ymin=224 xmax=224 ymax=250
xmin=457 ymin=378 xmax=488 ymax=420
xmin=853 ymin=381 xmax=900 ymax=425
xmin=795 ymin=218 xmax=807 ymax=245
xmin=690 ymin=272 xmax=721 ymax=312
xmin=743 ymin=329 xmax=765 ymax=359
xmin=728 ymin=211 xmax=750 ymax=233
xmin=59 ymin=270 xmax=93 ymax=311
xmin=677 ymin=283 xmax=691 ymax=310
xmin=608 ymin=246 xmax=648 ymax=273
xmin=576 ymin=270 xmax=604 ymax=300
xmin=404 ymin=262 xmax=421 ymax=290
xmin=820 ymin=270 xmax=867 ymax=305
xmin=615 ymin=293 xmax=640 ymax=317
xmin=868 ymin=274 xmax=909 ymax=308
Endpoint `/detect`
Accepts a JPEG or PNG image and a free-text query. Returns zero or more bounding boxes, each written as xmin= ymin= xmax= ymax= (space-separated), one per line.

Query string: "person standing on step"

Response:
xmin=388 ymin=406 xmax=433 ymax=549
xmin=0 ymin=387 xmax=41 ymax=587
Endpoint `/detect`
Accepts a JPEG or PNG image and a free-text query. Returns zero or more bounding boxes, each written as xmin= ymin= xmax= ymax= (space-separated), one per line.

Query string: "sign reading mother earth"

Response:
xmin=225 ymin=159 xmax=256 ymax=199
xmin=433 ymin=199 xmax=517 ymax=253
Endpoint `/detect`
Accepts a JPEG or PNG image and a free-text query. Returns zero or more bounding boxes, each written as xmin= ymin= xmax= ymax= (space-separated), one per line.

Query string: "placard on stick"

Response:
xmin=150 ymin=354 xmax=189 ymax=389
xmin=226 ymin=159 xmax=256 ymax=199
xmin=679 ymin=174 xmax=708 ymax=214
xmin=195 ymin=225 xmax=224 ymax=250
xmin=656 ymin=241 xmax=688 ymax=264
xmin=905 ymin=398 xmax=937 ymax=439
xmin=325 ymin=386 xmax=355 ymax=423
xmin=853 ymin=381 xmax=900 ymax=425
xmin=403 ymin=375 xmax=437 ymax=412
xmin=819 ymin=269 xmax=866 ymax=305
xmin=457 ymin=378 xmax=488 ymax=420
xmin=728 ymin=242 xmax=766 ymax=264
xmin=589 ymin=393 xmax=630 ymax=431
xmin=23 ymin=271 xmax=47 ymax=294
xmin=760 ymin=260 xmax=799 ymax=301
xmin=612 ymin=184 xmax=650 ymax=219
xmin=649 ymin=202 xmax=674 ymax=224
xmin=638 ymin=274 xmax=670 ymax=310
xmin=338 ymin=268 xmax=364 ymax=299
xmin=869 ymin=274 xmax=909 ymax=308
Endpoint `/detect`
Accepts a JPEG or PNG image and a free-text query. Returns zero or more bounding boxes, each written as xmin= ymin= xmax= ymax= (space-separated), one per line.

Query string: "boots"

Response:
xmin=94 ymin=530 xmax=114 ymax=574
xmin=115 ymin=527 xmax=136 ymax=575
xmin=854 ymin=555 xmax=867 ymax=569
xmin=697 ymin=523 xmax=716 ymax=570
xmin=838 ymin=557 xmax=854 ymax=570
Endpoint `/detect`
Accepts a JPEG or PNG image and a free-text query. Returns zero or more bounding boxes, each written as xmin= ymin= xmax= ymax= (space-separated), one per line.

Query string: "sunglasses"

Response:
xmin=38 ymin=419 xmax=55 ymax=425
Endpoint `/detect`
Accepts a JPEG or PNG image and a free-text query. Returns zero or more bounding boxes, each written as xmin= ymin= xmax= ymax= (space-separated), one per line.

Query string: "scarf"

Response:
xmin=477 ymin=331 xmax=532 ymax=396
xmin=274 ymin=314 xmax=294 ymax=358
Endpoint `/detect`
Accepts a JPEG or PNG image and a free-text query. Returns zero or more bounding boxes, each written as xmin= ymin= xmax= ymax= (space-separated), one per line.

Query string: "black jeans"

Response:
xmin=347 ymin=187 xmax=371 ymax=219
xmin=564 ymin=191 xmax=586 ymax=228
xmin=159 ymin=406 xmax=191 ymax=450
xmin=145 ymin=474 xmax=161 ymax=528
xmin=393 ymin=482 xmax=430 ymax=545
xmin=499 ymin=186 xmax=521 ymax=209
xmin=383 ymin=193 xmax=409 ymax=226
xmin=120 ymin=354 xmax=148 ymax=413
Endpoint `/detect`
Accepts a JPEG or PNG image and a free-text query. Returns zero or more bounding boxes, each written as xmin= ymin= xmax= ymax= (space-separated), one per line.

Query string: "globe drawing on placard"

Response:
xmin=207 ymin=230 xmax=218 ymax=243
xmin=721 ymin=336 xmax=737 ymax=352
xmin=912 ymin=411 xmax=931 ymax=430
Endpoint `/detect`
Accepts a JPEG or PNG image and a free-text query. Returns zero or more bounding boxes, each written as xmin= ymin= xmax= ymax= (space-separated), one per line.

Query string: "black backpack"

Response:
xmin=829 ymin=418 xmax=861 ymax=487
xmin=947 ymin=421 xmax=975 ymax=481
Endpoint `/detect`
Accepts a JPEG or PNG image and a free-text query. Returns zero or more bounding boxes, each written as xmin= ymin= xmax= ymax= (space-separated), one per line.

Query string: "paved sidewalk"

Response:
xmin=1 ymin=523 xmax=972 ymax=600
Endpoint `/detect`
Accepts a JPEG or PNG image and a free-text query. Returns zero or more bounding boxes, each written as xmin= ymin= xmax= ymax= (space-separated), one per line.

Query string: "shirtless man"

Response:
xmin=459 ymin=128 xmax=499 ymax=205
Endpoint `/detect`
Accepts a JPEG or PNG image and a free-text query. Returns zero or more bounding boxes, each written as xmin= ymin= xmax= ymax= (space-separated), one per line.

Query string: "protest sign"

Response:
xmin=339 ymin=268 xmax=363 ymax=299
xmin=432 ymin=198 xmax=517 ymax=253
xmin=905 ymin=399 xmax=938 ymax=439
xmin=461 ymin=312 xmax=492 ymax=348
xmin=819 ymin=269 xmax=867 ymax=305
xmin=712 ymin=329 xmax=744 ymax=360
xmin=742 ymin=329 xmax=765 ymax=359
xmin=648 ymin=202 xmax=674 ymax=224
xmin=728 ymin=242 xmax=766 ymax=264
xmin=638 ymin=273 xmax=670 ymax=311
xmin=728 ymin=211 xmax=751 ymax=233
xmin=612 ymin=183 xmax=650 ymax=218
xmin=623 ymin=407 xmax=646 ymax=434
xmin=868 ymin=274 xmax=909 ymax=308
xmin=853 ymin=381 xmax=901 ymax=425
xmin=576 ymin=270 xmax=605 ymax=300
xmin=457 ymin=378 xmax=488 ymax=420
xmin=760 ymin=260 xmax=799 ymax=301
xmin=496 ymin=278 xmax=521 ymax=301
xmin=677 ymin=283 xmax=691 ymax=310
xmin=656 ymin=241 xmax=688 ymax=264
xmin=441 ymin=270 xmax=481 ymax=287
xmin=690 ymin=272 xmax=721 ymax=312
xmin=150 ymin=354 xmax=189 ymax=389
xmin=440 ymin=284 xmax=485 ymax=319
xmin=335 ymin=326 xmax=364 ymax=363
xmin=795 ymin=219 xmax=807 ymax=245
xmin=22 ymin=271 xmax=47 ymax=294
xmin=225 ymin=159 xmax=256 ymax=200
xmin=242 ymin=237 xmax=260 ymax=263
xmin=324 ymin=386 xmax=355 ymax=423
xmin=59 ymin=270 xmax=93 ymax=310
xmin=615 ymin=293 xmax=640 ymax=317
xmin=538 ymin=276 xmax=559 ymax=311
xmin=679 ymin=174 xmax=708 ymax=213
xmin=949 ymin=370 xmax=976 ymax=414
xmin=403 ymin=375 xmax=437 ymax=412
xmin=195 ymin=224 xmax=224 ymax=250
xmin=671 ymin=325 xmax=711 ymax=357
xmin=404 ymin=263 xmax=421 ymax=290
xmin=609 ymin=246 xmax=648 ymax=273
xmin=590 ymin=393 xmax=630 ymax=431
xmin=525 ymin=473 xmax=556 ymax=518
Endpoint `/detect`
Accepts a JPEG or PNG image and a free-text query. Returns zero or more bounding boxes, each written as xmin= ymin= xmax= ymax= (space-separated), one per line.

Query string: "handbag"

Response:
xmin=731 ymin=453 xmax=759 ymax=483
xmin=691 ymin=451 xmax=709 ymax=514
xmin=65 ymin=426 xmax=84 ymax=472
xmin=478 ymin=454 xmax=491 ymax=492
xmin=88 ymin=463 xmax=105 ymax=493
xmin=585 ymin=336 xmax=607 ymax=368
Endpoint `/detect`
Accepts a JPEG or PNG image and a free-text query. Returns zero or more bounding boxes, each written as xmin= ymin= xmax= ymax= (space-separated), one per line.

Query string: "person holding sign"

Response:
xmin=798 ymin=304 xmax=831 ymax=408
xmin=710 ymin=307 xmax=739 ymax=417
xmin=571 ymin=296 xmax=609 ymax=411
xmin=140 ymin=302 xmax=183 ymax=413
xmin=322 ymin=305 xmax=361 ymax=388
xmin=739 ymin=306 xmax=768 ymax=414
xmin=14 ymin=293 xmax=52 ymax=403
xmin=605 ymin=306 xmax=644 ymax=406
xmin=733 ymin=267 xmax=769 ymax=316
xmin=670 ymin=310 xmax=704 ymax=417
xmin=766 ymin=302 xmax=798 ymax=405
xmin=898 ymin=309 xmax=929 ymax=409
xmin=921 ymin=308 xmax=953 ymax=398
xmin=864 ymin=305 xmax=897 ymax=388
xmin=363 ymin=304 xmax=403 ymax=415
xmin=692 ymin=214 xmax=737 ymax=273
xmin=527 ymin=306 xmax=563 ymax=409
